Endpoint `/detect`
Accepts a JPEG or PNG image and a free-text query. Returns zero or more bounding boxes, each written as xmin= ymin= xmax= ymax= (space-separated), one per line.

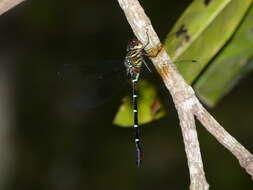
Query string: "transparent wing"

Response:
xmin=57 ymin=61 xmax=127 ymax=109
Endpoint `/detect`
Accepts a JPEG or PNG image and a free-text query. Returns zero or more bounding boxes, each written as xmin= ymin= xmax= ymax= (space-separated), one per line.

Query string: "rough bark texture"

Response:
xmin=117 ymin=0 xmax=253 ymax=189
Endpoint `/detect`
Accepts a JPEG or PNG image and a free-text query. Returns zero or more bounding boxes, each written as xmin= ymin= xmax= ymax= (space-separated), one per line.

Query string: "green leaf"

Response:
xmin=164 ymin=0 xmax=252 ymax=84
xmin=113 ymin=80 xmax=166 ymax=127
xmin=194 ymin=4 xmax=253 ymax=106
xmin=114 ymin=0 xmax=252 ymax=126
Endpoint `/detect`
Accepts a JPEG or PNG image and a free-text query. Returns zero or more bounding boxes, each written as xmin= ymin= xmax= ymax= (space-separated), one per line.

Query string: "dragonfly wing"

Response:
xmin=58 ymin=61 xmax=126 ymax=109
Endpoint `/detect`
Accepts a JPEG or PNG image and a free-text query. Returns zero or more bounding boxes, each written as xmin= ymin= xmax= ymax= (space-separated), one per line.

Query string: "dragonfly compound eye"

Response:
xmin=126 ymin=39 xmax=143 ymax=51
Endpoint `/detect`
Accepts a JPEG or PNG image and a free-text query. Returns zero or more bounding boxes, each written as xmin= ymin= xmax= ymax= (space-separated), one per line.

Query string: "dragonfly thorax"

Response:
xmin=124 ymin=39 xmax=145 ymax=82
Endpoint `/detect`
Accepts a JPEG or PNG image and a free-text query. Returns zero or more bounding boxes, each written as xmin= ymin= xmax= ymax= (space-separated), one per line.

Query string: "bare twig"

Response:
xmin=194 ymin=103 xmax=253 ymax=176
xmin=0 ymin=0 xmax=25 ymax=16
xmin=117 ymin=0 xmax=253 ymax=189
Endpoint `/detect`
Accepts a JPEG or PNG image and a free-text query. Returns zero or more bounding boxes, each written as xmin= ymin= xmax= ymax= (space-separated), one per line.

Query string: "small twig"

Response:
xmin=0 ymin=0 xmax=25 ymax=16
xmin=194 ymin=103 xmax=253 ymax=177
xmin=117 ymin=0 xmax=253 ymax=189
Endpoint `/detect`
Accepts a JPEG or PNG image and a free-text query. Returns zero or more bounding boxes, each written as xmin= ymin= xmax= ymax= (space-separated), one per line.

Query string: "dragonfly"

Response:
xmin=124 ymin=40 xmax=145 ymax=168
xmin=123 ymin=35 xmax=157 ymax=168
xmin=58 ymin=34 xmax=196 ymax=168
xmin=124 ymin=35 xmax=197 ymax=168
xmin=58 ymin=38 xmax=157 ymax=168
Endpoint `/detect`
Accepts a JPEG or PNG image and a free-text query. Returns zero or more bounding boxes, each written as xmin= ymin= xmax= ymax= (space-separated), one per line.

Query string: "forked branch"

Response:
xmin=117 ymin=0 xmax=253 ymax=189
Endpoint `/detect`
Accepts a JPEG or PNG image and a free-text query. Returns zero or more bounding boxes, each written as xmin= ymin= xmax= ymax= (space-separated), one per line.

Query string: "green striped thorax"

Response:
xmin=124 ymin=39 xmax=145 ymax=82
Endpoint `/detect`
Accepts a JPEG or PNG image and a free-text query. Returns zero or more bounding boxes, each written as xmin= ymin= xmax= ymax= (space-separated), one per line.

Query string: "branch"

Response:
xmin=0 ymin=0 xmax=25 ymax=16
xmin=118 ymin=0 xmax=208 ymax=189
xmin=117 ymin=0 xmax=253 ymax=189
xmin=194 ymin=103 xmax=253 ymax=176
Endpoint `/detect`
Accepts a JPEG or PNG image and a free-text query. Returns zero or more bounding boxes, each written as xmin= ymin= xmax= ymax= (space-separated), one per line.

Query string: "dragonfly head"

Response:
xmin=126 ymin=39 xmax=143 ymax=52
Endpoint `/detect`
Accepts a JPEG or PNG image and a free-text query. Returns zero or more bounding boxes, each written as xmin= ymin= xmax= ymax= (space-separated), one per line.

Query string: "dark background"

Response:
xmin=0 ymin=0 xmax=252 ymax=189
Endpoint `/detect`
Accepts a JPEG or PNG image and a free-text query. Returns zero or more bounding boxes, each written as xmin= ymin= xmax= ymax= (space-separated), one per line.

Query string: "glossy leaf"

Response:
xmin=164 ymin=0 xmax=252 ymax=84
xmin=194 ymin=5 xmax=253 ymax=106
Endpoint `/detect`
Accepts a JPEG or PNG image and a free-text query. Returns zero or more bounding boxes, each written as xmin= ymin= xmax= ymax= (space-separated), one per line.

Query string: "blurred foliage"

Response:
xmin=165 ymin=0 xmax=252 ymax=83
xmin=194 ymin=4 xmax=253 ymax=106
xmin=113 ymin=80 xmax=166 ymax=127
